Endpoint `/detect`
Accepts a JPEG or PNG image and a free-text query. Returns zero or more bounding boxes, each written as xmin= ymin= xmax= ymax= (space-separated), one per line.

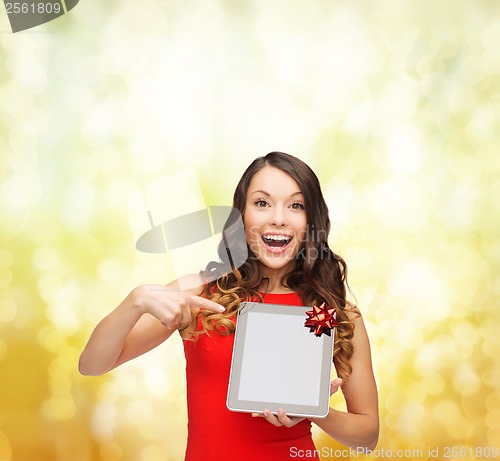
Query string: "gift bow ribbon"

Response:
xmin=304 ymin=303 xmax=338 ymax=337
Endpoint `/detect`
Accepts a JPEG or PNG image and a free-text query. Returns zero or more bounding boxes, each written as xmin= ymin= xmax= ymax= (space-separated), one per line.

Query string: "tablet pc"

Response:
xmin=226 ymin=302 xmax=335 ymax=418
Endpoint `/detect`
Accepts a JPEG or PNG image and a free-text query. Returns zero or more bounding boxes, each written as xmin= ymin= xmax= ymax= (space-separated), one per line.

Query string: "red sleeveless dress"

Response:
xmin=183 ymin=292 xmax=320 ymax=461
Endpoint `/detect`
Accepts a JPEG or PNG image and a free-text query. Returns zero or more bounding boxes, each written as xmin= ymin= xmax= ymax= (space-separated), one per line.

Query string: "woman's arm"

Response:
xmin=78 ymin=275 xmax=224 ymax=376
xmin=310 ymin=313 xmax=379 ymax=450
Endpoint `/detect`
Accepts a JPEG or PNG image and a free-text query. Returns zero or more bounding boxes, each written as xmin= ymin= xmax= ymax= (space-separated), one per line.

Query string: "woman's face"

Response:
xmin=243 ymin=166 xmax=307 ymax=275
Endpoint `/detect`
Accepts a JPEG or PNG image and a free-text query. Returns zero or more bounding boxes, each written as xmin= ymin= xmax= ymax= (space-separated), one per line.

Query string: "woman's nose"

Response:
xmin=270 ymin=207 xmax=286 ymax=227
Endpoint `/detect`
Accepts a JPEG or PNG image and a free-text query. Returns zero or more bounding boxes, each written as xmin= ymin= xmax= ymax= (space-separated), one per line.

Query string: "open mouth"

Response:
xmin=261 ymin=234 xmax=292 ymax=249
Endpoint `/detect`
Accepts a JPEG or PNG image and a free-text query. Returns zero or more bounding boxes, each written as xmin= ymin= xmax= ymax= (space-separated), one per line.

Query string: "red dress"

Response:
xmin=183 ymin=292 xmax=320 ymax=461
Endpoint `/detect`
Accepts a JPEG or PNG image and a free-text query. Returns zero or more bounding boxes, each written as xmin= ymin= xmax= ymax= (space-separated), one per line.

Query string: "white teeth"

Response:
xmin=263 ymin=235 xmax=291 ymax=241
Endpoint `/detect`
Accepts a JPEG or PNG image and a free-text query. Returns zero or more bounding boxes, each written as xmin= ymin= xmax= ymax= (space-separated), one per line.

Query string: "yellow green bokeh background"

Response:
xmin=1 ymin=1 xmax=499 ymax=460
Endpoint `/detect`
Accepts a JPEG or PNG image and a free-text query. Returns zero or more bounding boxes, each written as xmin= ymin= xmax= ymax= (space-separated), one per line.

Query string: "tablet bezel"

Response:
xmin=226 ymin=301 xmax=335 ymax=418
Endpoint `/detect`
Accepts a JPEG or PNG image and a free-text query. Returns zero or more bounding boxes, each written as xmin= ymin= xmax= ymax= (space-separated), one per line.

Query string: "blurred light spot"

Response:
xmin=485 ymin=392 xmax=500 ymax=412
xmin=485 ymin=409 xmax=500 ymax=429
xmin=1 ymin=170 xmax=43 ymax=211
xmin=49 ymin=374 xmax=72 ymax=394
xmin=38 ymin=274 xmax=62 ymax=303
xmin=414 ymin=335 xmax=454 ymax=376
xmin=459 ymin=56 xmax=484 ymax=85
xmin=387 ymin=124 xmax=422 ymax=175
xmin=96 ymin=381 xmax=119 ymax=403
xmin=482 ymin=338 xmax=499 ymax=359
xmin=176 ymin=393 xmax=187 ymax=414
xmin=144 ymin=365 xmax=172 ymax=397
xmin=450 ymin=154 xmax=481 ymax=183
xmin=395 ymin=322 xmax=423 ymax=351
xmin=433 ymin=400 xmax=466 ymax=436
xmin=453 ymin=362 xmax=481 ymax=396
xmin=48 ymin=348 xmax=79 ymax=378
xmin=388 ymin=260 xmax=450 ymax=321
xmin=130 ymin=135 xmax=167 ymax=175
xmin=397 ymin=400 xmax=425 ymax=440
xmin=416 ymin=55 xmax=443 ymax=78
xmin=98 ymin=259 xmax=128 ymax=284
xmin=113 ymin=371 xmax=138 ymax=396
xmin=0 ymin=249 xmax=14 ymax=268
xmin=384 ymin=392 xmax=401 ymax=412
xmin=37 ymin=326 xmax=67 ymax=353
xmin=0 ymin=430 xmax=12 ymax=460
xmin=0 ymin=269 xmax=13 ymax=288
xmin=41 ymin=393 xmax=76 ymax=421
xmin=61 ymin=181 xmax=94 ymax=232
xmin=402 ymin=382 xmax=427 ymax=402
xmin=0 ymin=300 xmax=17 ymax=322
xmin=95 ymin=147 xmax=121 ymax=173
xmin=99 ymin=441 xmax=123 ymax=461
xmin=432 ymin=30 xmax=460 ymax=59
xmin=481 ymin=366 xmax=500 ymax=388
xmin=379 ymin=76 xmax=419 ymax=120
xmin=32 ymin=247 xmax=63 ymax=272
xmin=467 ymin=106 xmax=497 ymax=145
xmin=450 ymin=320 xmax=478 ymax=360
xmin=65 ymin=83 xmax=94 ymax=114
xmin=100 ymin=46 xmax=128 ymax=75
xmin=0 ymin=340 xmax=7 ymax=361
xmin=105 ymin=179 xmax=136 ymax=209
xmin=422 ymin=374 xmax=445 ymax=396
xmin=126 ymin=401 xmax=153 ymax=425
xmin=443 ymin=181 xmax=478 ymax=229
xmin=109 ymin=1 xmax=167 ymax=44
xmin=44 ymin=283 xmax=81 ymax=333
xmin=325 ymin=180 xmax=354 ymax=225
xmin=140 ymin=443 xmax=169 ymax=461
xmin=82 ymin=104 xmax=113 ymax=147
xmin=16 ymin=45 xmax=45 ymax=84
xmin=420 ymin=72 xmax=448 ymax=100
xmin=91 ymin=400 xmax=117 ymax=441
xmin=448 ymin=83 xmax=476 ymax=113
xmin=0 ymin=81 xmax=33 ymax=119
xmin=196 ymin=0 xmax=225 ymax=30
xmin=76 ymin=56 xmax=103 ymax=85
xmin=477 ymin=319 xmax=500 ymax=339
xmin=342 ymin=96 xmax=376 ymax=134
xmin=481 ymin=23 xmax=500 ymax=74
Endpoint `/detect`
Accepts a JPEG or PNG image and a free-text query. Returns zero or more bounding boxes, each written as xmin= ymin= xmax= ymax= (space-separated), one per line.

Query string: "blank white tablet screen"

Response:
xmin=237 ymin=311 xmax=323 ymax=406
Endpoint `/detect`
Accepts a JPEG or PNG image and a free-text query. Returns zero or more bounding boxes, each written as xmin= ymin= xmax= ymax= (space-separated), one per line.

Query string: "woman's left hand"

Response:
xmin=252 ymin=377 xmax=343 ymax=427
xmin=252 ymin=408 xmax=305 ymax=427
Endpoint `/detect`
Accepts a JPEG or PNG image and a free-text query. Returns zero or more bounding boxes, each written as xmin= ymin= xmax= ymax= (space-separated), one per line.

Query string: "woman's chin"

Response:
xmin=256 ymin=253 xmax=297 ymax=273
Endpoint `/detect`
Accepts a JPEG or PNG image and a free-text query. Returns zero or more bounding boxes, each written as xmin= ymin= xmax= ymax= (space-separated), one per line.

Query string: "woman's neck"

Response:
xmin=259 ymin=266 xmax=295 ymax=294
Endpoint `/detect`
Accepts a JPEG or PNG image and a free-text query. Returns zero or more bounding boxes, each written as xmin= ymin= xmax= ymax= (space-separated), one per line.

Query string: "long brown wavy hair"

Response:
xmin=190 ymin=152 xmax=359 ymax=381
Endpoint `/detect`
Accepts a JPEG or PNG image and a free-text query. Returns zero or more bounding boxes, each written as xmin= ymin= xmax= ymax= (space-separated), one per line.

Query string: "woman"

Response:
xmin=79 ymin=152 xmax=379 ymax=460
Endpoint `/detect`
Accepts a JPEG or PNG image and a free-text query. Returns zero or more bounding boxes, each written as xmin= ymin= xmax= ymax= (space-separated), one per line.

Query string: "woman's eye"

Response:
xmin=291 ymin=202 xmax=305 ymax=210
xmin=255 ymin=200 xmax=268 ymax=207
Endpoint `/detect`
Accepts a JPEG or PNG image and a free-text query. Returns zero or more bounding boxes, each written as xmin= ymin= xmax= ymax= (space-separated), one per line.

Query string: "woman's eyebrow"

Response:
xmin=250 ymin=189 xmax=303 ymax=197
xmin=250 ymin=189 xmax=271 ymax=196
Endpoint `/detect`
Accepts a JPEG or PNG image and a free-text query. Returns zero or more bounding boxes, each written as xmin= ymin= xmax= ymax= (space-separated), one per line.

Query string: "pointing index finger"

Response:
xmin=190 ymin=295 xmax=225 ymax=313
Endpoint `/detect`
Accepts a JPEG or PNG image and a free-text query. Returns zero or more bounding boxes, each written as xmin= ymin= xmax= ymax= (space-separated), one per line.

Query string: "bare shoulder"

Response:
xmin=339 ymin=306 xmax=378 ymax=418
xmin=342 ymin=306 xmax=372 ymax=354
xmin=166 ymin=273 xmax=206 ymax=295
xmin=343 ymin=304 xmax=363 ymax=324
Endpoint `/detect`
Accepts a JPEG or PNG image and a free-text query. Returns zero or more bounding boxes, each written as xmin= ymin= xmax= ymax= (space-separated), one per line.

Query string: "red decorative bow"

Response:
xmin=304 ymin=303 xmax=338 ymax=337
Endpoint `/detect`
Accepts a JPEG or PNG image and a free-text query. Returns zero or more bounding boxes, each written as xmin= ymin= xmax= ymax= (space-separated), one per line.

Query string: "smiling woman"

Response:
xmin=243 ymin=165 xmax=307 ymax=284
xmin=79 ymin=152 xmax=379 ymax=461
